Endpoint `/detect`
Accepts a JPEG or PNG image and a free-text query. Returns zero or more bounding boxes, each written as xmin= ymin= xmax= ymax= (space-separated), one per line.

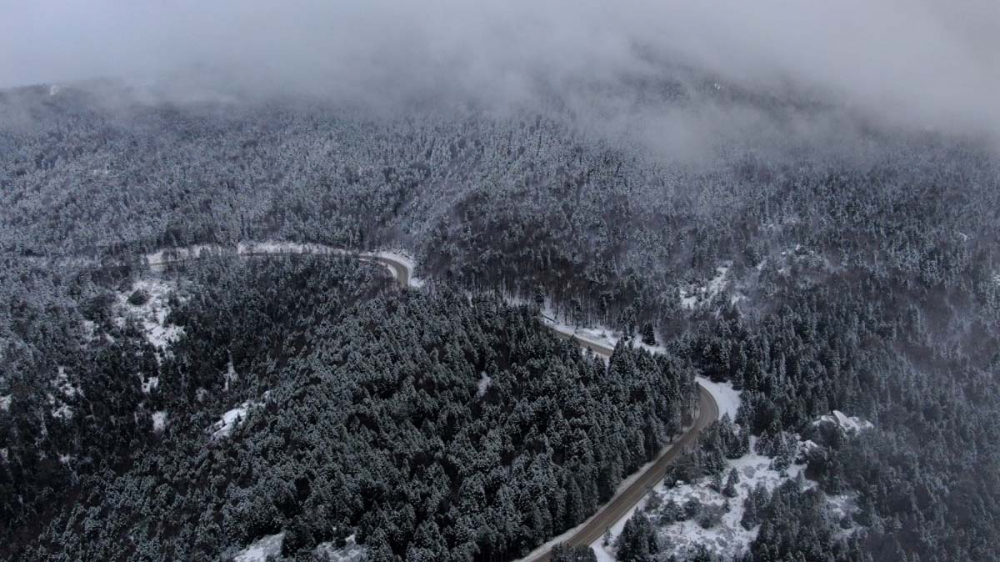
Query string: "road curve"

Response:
xmin=146 ymin=245 xmax=718 ymax=561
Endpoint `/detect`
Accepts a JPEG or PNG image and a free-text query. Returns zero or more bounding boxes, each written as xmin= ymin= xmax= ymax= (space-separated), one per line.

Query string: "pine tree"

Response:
xmin=616 ymin=512 xmax=659 ymax=562
xmin=723 ymin=468 xmax=740 ymax=498
xmin=641 ymin=322 xmax=657 ymax=346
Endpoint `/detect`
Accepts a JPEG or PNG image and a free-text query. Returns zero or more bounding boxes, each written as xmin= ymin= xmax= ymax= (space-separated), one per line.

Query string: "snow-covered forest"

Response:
xmin=1 ymin=73 xmax=999 ymax=562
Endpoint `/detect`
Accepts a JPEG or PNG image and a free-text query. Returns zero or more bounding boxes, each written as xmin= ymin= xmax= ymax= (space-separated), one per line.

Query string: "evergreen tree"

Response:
xmin=616 ymin=512 xmax=659 ymax=562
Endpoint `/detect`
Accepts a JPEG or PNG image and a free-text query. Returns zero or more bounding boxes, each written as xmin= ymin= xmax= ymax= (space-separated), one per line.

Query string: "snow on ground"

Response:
xmin=141 ymin=376 xmax=160 ymax=394
xmin=593 ymin=433 xmax=830 ymax=561
xmin=81 ymin=319 xmax=97 ymax=341
xmin=695 ymin=378 xmax=740 ymax=421
xmin=237 ymin=241 xmax=339 ymax=257
xmin=234 ymin=533 xmax=284 ymax=562
xmin=152 ymin=411 xmax=168 ymax=432
xmin=54 ymin=366 xmax=80 ymax=398
xmin=315 ymin=535 xmax=368 ymax=562
xmin=115 ymin=279 xmax=185 ymax=352
xmin=212 ymin=403 xmax=251 ymax=439
xmin=476 ymin=372 xmax=492 ymax=397
xmin=586 ymin=380 xmax=849 ymax=561
xmin=645 ymin=440 xmax=807 ymax=560
xmin=235 ymin=531 xmax=367 ymax=562
xmin=538 ymin=301 xmax=666 ymax=358
xmin=813 ymin=410 xmax=874 ymax=434
xmin=680 ymin=264 xmax=731 ymax=310
xmin=146 ymin=244 xmax=231 ymax=268
xmin=1 ymin=394 xmax=11 ymax=412
xmin=52 ymin=404 xmax=73 ymax=420
xmin=223 ymin=360 xmax=238 ymax=392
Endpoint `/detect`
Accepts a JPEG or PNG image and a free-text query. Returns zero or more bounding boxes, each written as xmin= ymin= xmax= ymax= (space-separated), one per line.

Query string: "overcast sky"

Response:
xmin=1 ymin=0 xmax=998 ymax=136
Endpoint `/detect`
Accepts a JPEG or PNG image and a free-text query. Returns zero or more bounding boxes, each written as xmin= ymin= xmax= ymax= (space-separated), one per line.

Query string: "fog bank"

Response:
xmin=2 ymin=0 xmax=998 ymax=138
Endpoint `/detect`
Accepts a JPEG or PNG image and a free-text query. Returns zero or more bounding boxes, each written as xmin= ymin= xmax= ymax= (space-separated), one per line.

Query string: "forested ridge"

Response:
xmin=2 ymin=254 xmax=695 ymax=561
xmin=2 ymin=81 xmax=1000 ymax=561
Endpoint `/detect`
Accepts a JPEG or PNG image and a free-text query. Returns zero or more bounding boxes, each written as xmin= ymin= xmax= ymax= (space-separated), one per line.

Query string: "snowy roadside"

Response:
xmin=513 ymin=420 xmax=698 ymax=562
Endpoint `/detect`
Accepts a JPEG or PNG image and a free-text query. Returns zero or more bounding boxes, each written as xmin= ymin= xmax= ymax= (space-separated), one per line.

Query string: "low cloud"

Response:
xmin=2 ymin=0 xmax=998 ymax=139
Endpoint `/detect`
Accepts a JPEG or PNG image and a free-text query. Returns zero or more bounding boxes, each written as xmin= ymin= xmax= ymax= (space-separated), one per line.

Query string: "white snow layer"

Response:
xmin=52 ymin=404 xmax=73 ymax=420
xmin=0 ymin=395 xmax=11 ymax=412
xmin=315 ymin=535 xmax=368 ymax=562
xmin=476 ymin=372 xmax=492 ymax=397
xmin=695 ymin=378 xmax=741 ymax=421
xmin=116 ymin=279 xmax=184 ymax=352
xmin=142 ymin=376 xmax=160 ymax=394
xmin=237 ymin=531 xmax=367 ymax=562
xmin=152 ymin=411 xmax=168 ymax=432
xmin=813 ymin=410 xmax=874 ymax=434
xmin=212 ymin=404 xmax=250 ymax=439
xmin=235 ymin=533 xmax=285 ymax=562
xmin=54 ymin=366 xmax=80 ymax=398
xmin=680 ymin=264 xmax=731 ymax=310
xmin=649 ymin=441 xmax=806 ymax=560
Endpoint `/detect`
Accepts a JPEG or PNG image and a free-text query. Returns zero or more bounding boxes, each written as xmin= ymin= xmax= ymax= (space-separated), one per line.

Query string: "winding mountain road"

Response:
xmin=146 ymin=243 xmax=719 ymax=562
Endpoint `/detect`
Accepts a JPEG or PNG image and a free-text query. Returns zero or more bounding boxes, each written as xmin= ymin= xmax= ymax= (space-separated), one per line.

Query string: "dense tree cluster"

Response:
xmin=6 ymin=273 xmax=693 ymax=561
xmin=616 ymin=512 xmax=661 ymax=562
xmin=0 ymin=255 xmax=387 ymax=551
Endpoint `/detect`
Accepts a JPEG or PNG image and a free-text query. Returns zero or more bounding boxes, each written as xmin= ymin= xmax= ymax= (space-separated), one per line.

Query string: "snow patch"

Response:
xmin=81 ymin=319 xmax=97 ymax=341
xmin=476 ymin=372 xmax=492 ymax=398
xmin=223 ymin=360 xmax=238 ymax=392
xmin=52 ymin=404 xmax=73 ymax=420
xmin=646 ymin=442 xmax=806 ymax=560
xmin=813 ymin=410 xmax=874 ymax=434
xmin=695 ymin=378 xmax=741 ymax=421
xmin=142 ymin=376 xmax=160 ymax=394
xmin=54 ymin=366 xmax=80 ymax=398
xmin=211 ymin=400 xmax=265 ymax=439
xmin=591 ymin=435 xmax=812 ymax=561
xmin=0 ymin=395 xmax=10 ymax=412
xmin=315 ymin=535 xmax=367 ymax=562
xmin=146 ymin=244 xmax=230 ymax=268
xmin=235 ymin=533 xmax=284 ymax=562
xmin=116 ymin=279 xmax=185 ymax=352
xmin=680 ymin=264 xmax=731 ymax=310
xmin=152 ymin=411 xmax=168 ymax=432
